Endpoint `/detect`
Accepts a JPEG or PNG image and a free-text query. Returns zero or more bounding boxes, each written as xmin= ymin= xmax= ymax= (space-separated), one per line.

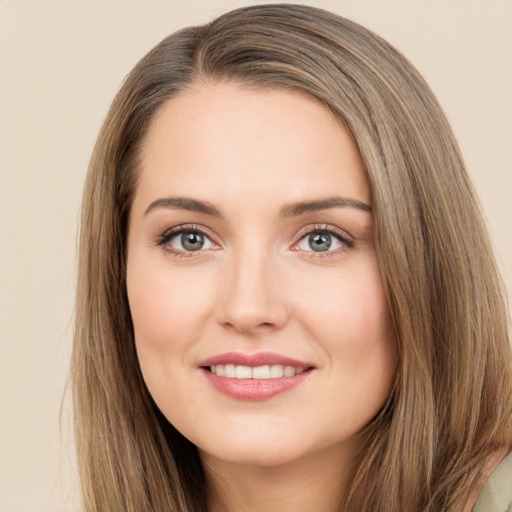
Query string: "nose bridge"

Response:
xmin=217 ymin=241 xmax=287 ymax=332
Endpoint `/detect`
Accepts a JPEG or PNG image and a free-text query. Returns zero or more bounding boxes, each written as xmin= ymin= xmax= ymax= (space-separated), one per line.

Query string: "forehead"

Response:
xmin=134 ymin=82 xmax=369 ymax=214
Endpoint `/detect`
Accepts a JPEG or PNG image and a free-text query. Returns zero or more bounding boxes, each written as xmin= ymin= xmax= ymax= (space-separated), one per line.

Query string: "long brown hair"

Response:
xmin=73 ymin=4 xmax=512 ymax=511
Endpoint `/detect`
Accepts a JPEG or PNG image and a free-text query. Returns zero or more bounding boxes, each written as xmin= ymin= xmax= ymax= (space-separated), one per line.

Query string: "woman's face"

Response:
xmin=127 ymin=82 xmax=397 ymax=467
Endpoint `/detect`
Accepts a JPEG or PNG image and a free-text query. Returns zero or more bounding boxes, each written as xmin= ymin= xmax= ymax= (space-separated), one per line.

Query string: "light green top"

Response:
xmin=473 ymin=451 xmax=512 ymax=512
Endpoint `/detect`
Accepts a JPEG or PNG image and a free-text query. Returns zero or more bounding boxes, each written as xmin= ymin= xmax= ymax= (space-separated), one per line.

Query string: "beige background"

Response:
xmin=1 ymin=1 xmax=510 ymax=510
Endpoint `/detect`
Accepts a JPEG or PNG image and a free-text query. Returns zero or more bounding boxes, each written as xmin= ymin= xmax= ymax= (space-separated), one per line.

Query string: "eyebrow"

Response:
xmin=279 ymin=196 xmax=371 ymax=217
xmin=144 ymin=197 xmax=222 ymax=217
xmin=144 ymin=195 xmax=371 ymax=217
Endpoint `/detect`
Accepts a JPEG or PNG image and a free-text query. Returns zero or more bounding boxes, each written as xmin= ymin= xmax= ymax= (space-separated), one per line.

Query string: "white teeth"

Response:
xmin=252 ymin=365 xmax=270 ymax=379
xmin=283 ymin=366 xmax=296 ymax=377
xmin=224 ymin=364 xmax=235 ymax=378
xmin=235 ymin=365 xmax=252 ymax=379
xmin=208 ymin=364 xmax=307 ymax=379
xmin=270 ymin=364 xmax=284 ymax=378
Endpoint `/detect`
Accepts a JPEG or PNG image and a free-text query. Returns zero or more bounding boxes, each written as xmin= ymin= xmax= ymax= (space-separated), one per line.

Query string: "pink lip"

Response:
xmin=202 ymin=370 xmax=311 ymax=400
xmin=198 ymin=352 xmax=312 ymax=369
xmin=198 ymin=352 xmax=315 ymax=401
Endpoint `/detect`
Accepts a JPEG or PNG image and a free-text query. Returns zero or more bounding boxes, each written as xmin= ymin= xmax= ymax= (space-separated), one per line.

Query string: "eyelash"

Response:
xmin=294 ymin=224 xmax=355 ymax=257
xmin=155 ymin=223 xmax=354 ymax=258
xmin=156 ymin=224 xmax=215 ymax=258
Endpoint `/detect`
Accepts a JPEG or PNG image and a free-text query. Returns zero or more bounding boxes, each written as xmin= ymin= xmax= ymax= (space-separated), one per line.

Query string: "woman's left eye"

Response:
xmin=296 ymin=229 xmax=352 ymax=253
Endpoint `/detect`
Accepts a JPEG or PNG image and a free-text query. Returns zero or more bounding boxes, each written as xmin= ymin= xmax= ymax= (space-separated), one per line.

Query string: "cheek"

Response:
xmin=298 ymin=260 xmax=393 ymax=344
xmin=127 ymin=259 xmax=212 ymax=352
xmin=293 ymin=256 xmax=397 ymax=387
xmin=126 ymin=264 xmax=212 ymax=427
xmin=126 ymin=255 xmax=216 ymax=412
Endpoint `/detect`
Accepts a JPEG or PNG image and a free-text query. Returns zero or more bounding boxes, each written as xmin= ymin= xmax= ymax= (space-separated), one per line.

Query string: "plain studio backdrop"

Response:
xmin=0 ymin=1 xmax=510 ymax=510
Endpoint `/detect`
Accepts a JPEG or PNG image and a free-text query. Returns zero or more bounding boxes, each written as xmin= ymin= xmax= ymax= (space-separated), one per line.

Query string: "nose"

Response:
xmin=215 ymin=247 xmax=289 ymax=334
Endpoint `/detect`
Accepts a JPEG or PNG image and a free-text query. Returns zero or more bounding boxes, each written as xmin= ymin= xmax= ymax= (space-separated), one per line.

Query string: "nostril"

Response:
xmin=222 ymin=318 xmax=280 ymax=333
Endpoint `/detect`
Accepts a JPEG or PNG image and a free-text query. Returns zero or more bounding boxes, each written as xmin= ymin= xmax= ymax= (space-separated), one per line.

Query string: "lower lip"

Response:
xmin=201 ymin=369 xmax=312 ymax=400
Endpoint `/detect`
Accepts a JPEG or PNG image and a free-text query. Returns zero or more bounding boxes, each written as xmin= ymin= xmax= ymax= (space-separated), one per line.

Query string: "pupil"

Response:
xmin=182 ymin=232 xmax=204 ymax=251
xmin=309 ymin=232 xmax=331 ymax=252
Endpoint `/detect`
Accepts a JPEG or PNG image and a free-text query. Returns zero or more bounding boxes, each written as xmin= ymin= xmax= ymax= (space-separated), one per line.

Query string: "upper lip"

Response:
xmin=198 ymin=352 xmax=313 ymax=369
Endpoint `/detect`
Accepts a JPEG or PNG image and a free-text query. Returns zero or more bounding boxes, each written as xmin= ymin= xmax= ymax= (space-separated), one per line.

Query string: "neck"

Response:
xmin=201 ymin=444 xmax=358 ymax=512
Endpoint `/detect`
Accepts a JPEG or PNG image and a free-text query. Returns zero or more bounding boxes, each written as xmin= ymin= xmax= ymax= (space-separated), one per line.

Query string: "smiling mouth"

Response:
xmin=198 ymin=352 xmax=315 ymax=399
xmin=201 ymin=364 xmax=314 ymax=400
xmin=205 ymin=364 xmax=309 ymax=379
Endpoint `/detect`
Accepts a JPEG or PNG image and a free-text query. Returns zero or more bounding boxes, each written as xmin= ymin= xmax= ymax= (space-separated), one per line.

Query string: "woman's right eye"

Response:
xmin=159 ymin=228 xmax=218 ymax=254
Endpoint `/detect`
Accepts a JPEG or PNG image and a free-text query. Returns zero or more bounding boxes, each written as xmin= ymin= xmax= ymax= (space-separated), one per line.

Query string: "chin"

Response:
xmin=187 ymin=423 xmax=301 ymax=466
xmin=200 ymin=442 xmax=309 ymax=468
xmin=194 ymin=423 xmax=342 ymax=469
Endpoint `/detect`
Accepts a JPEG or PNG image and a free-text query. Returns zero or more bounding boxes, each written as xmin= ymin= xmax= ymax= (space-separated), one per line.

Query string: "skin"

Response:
xmin=126 ymin=82 xmax=398 ymax=511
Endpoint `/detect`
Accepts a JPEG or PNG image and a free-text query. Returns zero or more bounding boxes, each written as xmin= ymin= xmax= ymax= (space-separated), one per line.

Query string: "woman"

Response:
xmin=72 ymin=4 xmax=512 ymax=511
